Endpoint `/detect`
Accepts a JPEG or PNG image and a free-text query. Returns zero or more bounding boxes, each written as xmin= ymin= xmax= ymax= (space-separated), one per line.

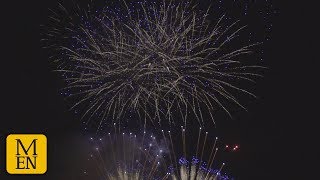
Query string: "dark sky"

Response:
xmin=0 ymin=0 xmax=316 ymax=180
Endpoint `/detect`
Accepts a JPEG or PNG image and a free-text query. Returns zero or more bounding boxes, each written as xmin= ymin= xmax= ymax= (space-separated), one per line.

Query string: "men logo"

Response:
xmin=6 ymin=134 xmax=47 ymax=174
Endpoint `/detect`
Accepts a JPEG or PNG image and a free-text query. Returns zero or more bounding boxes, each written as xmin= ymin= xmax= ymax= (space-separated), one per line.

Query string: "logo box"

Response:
xmin=6 ymin=134 xmax=47 ymax=174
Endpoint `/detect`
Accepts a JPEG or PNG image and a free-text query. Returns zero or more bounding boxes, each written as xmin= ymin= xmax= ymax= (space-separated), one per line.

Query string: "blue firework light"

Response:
xmin=176 ymin=157 xmax=231 ymax=180
xmin=43 ymin=0 xmax=273 ymax=130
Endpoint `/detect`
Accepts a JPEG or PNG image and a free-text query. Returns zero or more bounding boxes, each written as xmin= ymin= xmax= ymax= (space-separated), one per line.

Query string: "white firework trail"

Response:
xmin=88 ymin=127 xmax=170 ymax=180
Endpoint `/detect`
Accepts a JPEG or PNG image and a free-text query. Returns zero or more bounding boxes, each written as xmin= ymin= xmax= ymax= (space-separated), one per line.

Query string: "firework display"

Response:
xmin=44 ymin=0 xmax=264 ymax=129
xmin=41 ymin=0 xmax=275 ymax=179
xmin=87 ymin=127 xmax=232 ymax=180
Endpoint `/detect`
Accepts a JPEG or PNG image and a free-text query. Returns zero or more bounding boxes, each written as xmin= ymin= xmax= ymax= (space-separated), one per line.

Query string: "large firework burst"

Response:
xmin=44 ymin=0 xmax=264 ymax=129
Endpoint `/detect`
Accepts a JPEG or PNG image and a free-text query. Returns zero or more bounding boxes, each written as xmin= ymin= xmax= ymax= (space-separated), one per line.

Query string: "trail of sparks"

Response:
xmin=165 ymin=127 xmax=232 ymax=180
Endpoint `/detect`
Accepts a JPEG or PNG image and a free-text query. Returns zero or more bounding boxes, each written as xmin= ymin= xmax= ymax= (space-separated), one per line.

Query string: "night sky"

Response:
xmin=1 ymin=0 xmax=316 ymax=179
